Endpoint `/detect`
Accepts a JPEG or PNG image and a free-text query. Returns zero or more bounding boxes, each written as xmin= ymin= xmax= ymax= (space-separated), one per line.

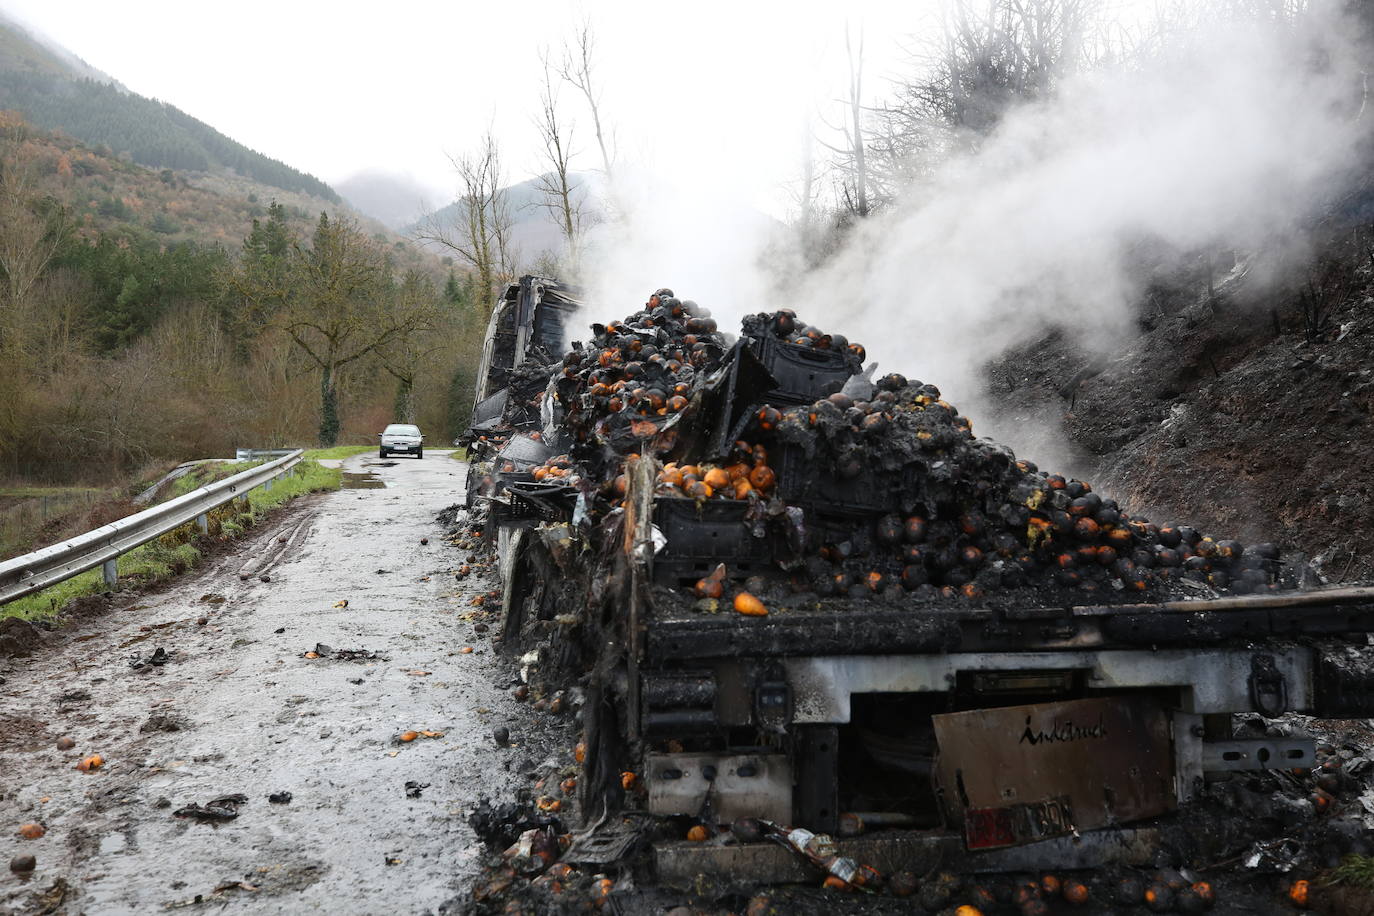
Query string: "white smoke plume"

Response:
xmin=583 ymin=5 xmax=1367 ymax=462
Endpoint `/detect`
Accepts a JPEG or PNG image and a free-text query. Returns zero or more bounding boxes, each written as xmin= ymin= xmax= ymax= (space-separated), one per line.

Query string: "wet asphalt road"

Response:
xmin=0 ymin=452 xmax=517 ymax=915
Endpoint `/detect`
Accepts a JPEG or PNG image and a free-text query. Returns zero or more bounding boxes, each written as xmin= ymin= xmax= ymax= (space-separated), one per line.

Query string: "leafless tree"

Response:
xmin=0 ymin=131 xmax=71 ymax=356
xmin=870 ymin=0 xmax=1099 ymax=186
xmin=558 ymin=20 xmax=615 ymax=177
xmin=376 ymin=270 xmax=451 ymax=423
xmin=821 ymin=28 xmax=873 ymax=218
xmin=534 ymin=54 xmax=587 ymax=276
xmin=417 ymin=130 xmax=517 ymax=315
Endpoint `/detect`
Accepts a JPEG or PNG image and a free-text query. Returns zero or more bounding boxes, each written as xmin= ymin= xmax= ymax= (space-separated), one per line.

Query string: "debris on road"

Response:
xmin=17 ymin=823 xmax=44 ymax=839
xmin=74 ymin=754 xmax=103 ymax=772
xmin=173 ymin=794 xmax=248 ymax=823
xmin=54 ymin=737 xmax=74 ymax=750
xmin=267 ymin=791 xmax=292 ymax=804
xmin=8 ymin=855 xmax=35 ymax=874
xmin=128 ymin=646 xmax=171 ymax=670
xmin=405 ymin=781 xmax=429 ymax=799
xmin=301 ymin=643 xmax=384 ymax=661
xmin=333 ymin=599 xmax=349 ymax=608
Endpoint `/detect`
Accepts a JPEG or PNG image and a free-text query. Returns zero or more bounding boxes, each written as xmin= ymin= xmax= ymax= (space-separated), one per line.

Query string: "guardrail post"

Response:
xmin=196 ymin=513 xmax=208 ymax=534
xmin=102 ymin=559 xmax=117 ymax=586
xmin=264 ymin=478 xmax=274 ymax=492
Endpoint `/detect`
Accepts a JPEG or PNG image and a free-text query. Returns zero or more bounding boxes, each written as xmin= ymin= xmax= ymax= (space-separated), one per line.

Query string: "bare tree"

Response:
xmin=870 ymin=0 xmax=1099 ymax=183
xmin=232 ymin=213 xmax=431 ymax=445
xmin=0 ymin=130 xmax=71 ymax=356
xmin=534 ymin=54 xmax=587 ymax=276
xmin=417 ymin=130 xmax=516 ymax=315
xmin=558 ymin=20 xmax=615 ymax=177
xmin=821 ymin=28 xmax=873 ymax=218
xmin=376 ymin=270 xmax=451 ymax=423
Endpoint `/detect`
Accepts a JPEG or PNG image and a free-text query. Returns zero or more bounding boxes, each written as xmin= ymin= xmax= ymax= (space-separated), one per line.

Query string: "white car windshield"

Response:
xmin=384 ymin=425 xmax=420 ymax=436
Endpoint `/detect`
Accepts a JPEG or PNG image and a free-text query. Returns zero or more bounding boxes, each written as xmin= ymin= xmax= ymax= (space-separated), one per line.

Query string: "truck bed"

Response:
xmin=645 ymin=583 xmax=1374 ymax=661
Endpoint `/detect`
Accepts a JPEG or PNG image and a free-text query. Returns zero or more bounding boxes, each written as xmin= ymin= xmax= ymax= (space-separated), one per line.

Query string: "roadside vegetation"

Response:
xmin=0 ymin=114 xmax=487 ymax=488
xmin=0 ymin=458 xmax=341 ymax=624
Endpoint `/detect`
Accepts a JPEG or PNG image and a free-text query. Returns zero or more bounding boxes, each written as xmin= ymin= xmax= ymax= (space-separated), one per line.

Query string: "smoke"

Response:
xmin=581 ymin=5 xmax=1368 ymax=464
xmin=798 ymin=7 xmax=1369 ymax=455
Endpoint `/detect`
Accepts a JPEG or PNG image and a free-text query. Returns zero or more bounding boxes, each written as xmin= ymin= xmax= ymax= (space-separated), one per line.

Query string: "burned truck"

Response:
xmin=464 ymin=285 xmax=1374 ymax=891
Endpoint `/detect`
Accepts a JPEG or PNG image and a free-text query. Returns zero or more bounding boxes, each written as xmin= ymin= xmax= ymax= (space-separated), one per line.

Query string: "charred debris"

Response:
xmin=466 ymin=287 xmax=1300 ymax=610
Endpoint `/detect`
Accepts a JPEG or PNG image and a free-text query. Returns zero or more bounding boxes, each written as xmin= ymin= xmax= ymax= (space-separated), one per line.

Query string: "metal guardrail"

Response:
xmin=0 ymin=449 xmax=304 ymax=605
xmin=235 ymin=448 xmax=296 ymax=461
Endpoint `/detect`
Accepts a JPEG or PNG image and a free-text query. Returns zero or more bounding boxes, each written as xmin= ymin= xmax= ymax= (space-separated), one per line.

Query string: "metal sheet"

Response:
xmin=933 ymin=696 xmax=1176 ymax=849
xmin=645 ymin=753 xmax=792 ymax=824
xmin=785 ymin=649 xmax=1315 ymax=723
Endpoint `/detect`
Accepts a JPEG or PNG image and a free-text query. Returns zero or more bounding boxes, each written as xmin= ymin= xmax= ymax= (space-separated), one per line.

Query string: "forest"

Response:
xmin=0 ymin=117 xmax=481 ymax=485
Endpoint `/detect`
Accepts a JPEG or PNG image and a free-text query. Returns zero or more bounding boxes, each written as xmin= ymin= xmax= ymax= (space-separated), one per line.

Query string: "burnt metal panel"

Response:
xmin=645 ymin=752 xmax=792 ymax=824
xmin=653 ymin=826 xmax=1161 ymax=889
xmin=794 ymin=725 xmax=840 ymax=834
xmin=933 ymin=696 xmax=1175 ymax=849
xmin=782 ymin=648 xmax=1316 ymax=724
xmin=644 ymin=612 xmax=960 ymax=661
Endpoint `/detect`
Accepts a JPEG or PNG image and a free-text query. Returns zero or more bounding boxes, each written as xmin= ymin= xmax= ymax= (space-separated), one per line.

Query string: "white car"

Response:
xmin=379 ymin=424 xmax=424 ymax=459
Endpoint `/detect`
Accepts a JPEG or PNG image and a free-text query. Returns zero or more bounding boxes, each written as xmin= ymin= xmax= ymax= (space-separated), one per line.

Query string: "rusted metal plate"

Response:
xmin=933 ymin=696 xmax=1175 ymax=849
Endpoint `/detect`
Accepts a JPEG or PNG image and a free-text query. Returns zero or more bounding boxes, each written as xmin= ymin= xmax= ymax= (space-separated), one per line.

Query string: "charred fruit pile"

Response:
xmin=495 ymin=289 xmax=1300 ymax=608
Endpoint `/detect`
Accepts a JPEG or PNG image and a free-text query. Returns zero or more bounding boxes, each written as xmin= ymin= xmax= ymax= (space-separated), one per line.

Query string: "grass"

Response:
xmin=303 ymin=445 xmax=375 ymax=461
xmin=1326 ymin=855 xmax=1374 ymax=889
xmin=0 ymin=486 xmax=108 ymax=499
xmin=448 ymin=447 xmax=468 ymax=462
xmin=2 ymin=458 xmax=342 ymax=623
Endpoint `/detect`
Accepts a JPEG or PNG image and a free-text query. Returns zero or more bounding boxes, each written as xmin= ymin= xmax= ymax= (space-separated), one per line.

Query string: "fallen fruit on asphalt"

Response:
xmin=421 ymin=730 xmax=444 ymax=738
xmin=398 ymin=731 xmax=419 ymax=742
xmin=1289 ymin=879 xmax=1310 ymax=908
xmin=333 ymin=599 xmax=348 ymax=608
xmin=493 ymin=727 xmax=511 ymax=746
xmin=1063 ymin=880 xmax=1090 ymax=905
xmin=733 ymin=592 xmax=767 ymax=616
xmin=460 ymin=646 xmax=474 ymax=654
xmin=17 ymin=823 xmax=44 ymax=839
xmin=420 ymin=537 xmax=429 ymax=545
xmin=9 ymin=855 xmax=35 ymax=873
xmin=75 ymin=754 xmax=103 ymax=772
xmin=55 ymin=737 xmax=74 ymax=750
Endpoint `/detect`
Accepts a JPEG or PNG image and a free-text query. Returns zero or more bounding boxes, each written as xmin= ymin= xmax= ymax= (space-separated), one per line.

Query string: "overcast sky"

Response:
xmin=0 ymin=0 xmax=941 ymax=214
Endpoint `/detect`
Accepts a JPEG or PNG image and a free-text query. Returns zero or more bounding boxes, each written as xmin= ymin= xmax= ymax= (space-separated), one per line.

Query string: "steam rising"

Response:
xmin=583 ymin=7 xmax=1367 ymax=462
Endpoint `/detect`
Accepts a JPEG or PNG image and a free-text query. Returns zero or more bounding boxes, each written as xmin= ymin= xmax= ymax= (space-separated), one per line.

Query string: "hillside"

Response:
xmin=337 ymin=169 xmax=438 ymax=230
xmin=408 ymin=171 xmax=600 ymax=267
xmin=983 ymin=200 xmax=1374 ymax=584
xmin=0 ymin=16 xmax=338 ymax=202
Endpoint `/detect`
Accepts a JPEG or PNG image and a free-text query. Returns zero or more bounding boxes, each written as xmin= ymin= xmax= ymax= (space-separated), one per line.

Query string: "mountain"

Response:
xmin=0 ymin=16 xmax=339 ymax=203
xmin=406 ymin=172 xmax=601 ymax=265
xmin=337 ymin=170 xmax=439 ymax=230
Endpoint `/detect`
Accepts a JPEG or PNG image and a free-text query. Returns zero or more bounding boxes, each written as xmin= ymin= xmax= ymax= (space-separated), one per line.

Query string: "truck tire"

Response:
xmin=578 ymin=682 xmax=626 ymax=822
xmin=500 ymin=536 xmax=559 ymax=648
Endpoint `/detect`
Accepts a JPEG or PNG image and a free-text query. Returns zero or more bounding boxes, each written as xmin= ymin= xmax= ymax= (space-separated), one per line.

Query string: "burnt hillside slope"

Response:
xmin=985 ymin=215 xmax=1374 ymax=583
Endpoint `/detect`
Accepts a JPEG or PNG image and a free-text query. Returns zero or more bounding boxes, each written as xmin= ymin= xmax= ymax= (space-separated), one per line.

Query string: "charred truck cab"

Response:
xmin=465 ymin=285 xmax=1374 ymax=885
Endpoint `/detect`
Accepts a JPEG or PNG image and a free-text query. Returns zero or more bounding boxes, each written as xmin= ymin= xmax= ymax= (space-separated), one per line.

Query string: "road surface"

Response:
xmin=0 ymin=452 xmax=521 ymax=915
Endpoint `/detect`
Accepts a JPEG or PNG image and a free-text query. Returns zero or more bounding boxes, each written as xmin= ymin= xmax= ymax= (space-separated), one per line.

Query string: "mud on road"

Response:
xmin=0 ymin=452 xmax=533 ymax=915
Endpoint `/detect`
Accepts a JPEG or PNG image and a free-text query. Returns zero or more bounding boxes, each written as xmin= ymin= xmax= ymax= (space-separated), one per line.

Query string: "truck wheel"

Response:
xmin=578 ymin=683 xmax=625 ymax=822
xmin=500 ymin=535 xmax=558 ymax=648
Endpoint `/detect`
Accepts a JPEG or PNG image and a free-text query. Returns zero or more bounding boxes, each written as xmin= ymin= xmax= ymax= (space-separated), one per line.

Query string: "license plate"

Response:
xmin=965 ymin=796 xmax=1075 ymax=850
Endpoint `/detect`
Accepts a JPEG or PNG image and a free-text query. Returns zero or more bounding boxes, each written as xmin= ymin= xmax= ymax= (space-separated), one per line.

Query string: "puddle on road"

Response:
xmin=363 ymin=461 xmax=398 ymax=468
xmin=341 ymin=472 xmax=385 ymax=490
